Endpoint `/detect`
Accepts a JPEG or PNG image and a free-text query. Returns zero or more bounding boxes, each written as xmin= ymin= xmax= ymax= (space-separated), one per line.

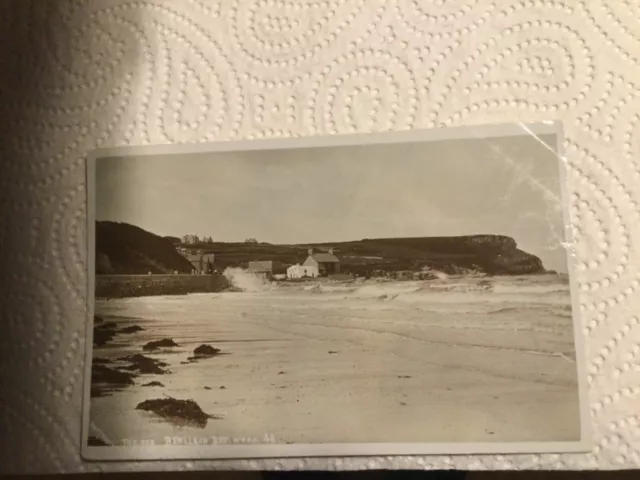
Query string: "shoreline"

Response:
xmin=89 ymin=275 xmax=580 ymax=445
xmin=95 ymin=271 xmax=566 ymax=299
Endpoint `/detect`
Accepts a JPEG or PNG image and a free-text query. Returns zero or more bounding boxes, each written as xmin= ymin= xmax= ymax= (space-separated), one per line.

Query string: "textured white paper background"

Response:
xmin=0 ymin=0 xmax=639 ymax=473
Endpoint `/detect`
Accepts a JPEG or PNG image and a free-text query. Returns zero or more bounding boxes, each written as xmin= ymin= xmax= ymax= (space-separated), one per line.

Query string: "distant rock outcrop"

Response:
xmin=96 ymin=221 xmax=194 ymax=274
xmin=363 ymin=235 xmax=545 ymax=275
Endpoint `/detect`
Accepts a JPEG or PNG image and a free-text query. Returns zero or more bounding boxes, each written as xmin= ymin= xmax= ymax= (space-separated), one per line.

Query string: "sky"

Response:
xmin=95 ymin=133 xmax=569 ymax=272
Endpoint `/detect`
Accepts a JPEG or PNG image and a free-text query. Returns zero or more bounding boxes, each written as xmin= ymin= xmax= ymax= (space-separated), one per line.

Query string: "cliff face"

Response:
xmin=95 ymin=221 xmax=194 ymax=274
xmin=364 ymin=235 xmax=545 ymax=275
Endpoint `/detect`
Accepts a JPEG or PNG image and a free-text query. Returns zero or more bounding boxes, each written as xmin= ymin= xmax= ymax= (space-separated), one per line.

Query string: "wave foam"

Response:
xmin=223 ymin=268 xmax=273 ymax=292
xmin=491 ymin=283 xmax=569 ymax=295
xmin=227 ymin=274 xmax=572 ymax=311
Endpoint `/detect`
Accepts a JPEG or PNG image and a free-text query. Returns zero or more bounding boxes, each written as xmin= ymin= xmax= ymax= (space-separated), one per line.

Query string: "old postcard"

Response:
xmin=83 ymin=122 xmax=588 ymax=460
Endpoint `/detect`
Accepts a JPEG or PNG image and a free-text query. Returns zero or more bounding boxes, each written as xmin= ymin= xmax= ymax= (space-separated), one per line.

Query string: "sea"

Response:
xmin=89 ymin=271 xmax=581 ymax=447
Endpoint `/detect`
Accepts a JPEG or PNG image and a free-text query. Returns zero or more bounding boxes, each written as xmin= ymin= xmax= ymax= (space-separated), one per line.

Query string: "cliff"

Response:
xmin=175 ymin=235 xmax=545 ymax=276
xmin=95 ymin=221 xmax=545 ymax=276
xmin=95 ymin=221 xmax=194 ymax=274
xmin=204 ymin=234 xmax=546 ymax=276
xmin=353 ymin=235 xmax=545 ymax=275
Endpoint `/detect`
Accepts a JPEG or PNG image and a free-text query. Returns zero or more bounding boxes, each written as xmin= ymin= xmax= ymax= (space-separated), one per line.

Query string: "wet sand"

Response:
xmin=89 ymin=277 xmax=581 ymax=446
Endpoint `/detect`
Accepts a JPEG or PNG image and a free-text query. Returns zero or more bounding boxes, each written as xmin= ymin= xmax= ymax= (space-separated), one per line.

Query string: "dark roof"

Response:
xmin=309 ymin=253 xmax=340 ymax=263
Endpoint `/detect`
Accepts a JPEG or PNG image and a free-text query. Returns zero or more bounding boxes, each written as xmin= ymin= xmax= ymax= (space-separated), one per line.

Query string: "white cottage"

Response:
xmin=286 ymin=263 xmax=319 ymax=279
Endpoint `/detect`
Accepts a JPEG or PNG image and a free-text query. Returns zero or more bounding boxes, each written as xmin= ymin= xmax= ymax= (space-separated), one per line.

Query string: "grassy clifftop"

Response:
xmin=95 ymin=221 xmax=545 ymax=276
xmin=191 ymin=235 xmax=544 ymax=276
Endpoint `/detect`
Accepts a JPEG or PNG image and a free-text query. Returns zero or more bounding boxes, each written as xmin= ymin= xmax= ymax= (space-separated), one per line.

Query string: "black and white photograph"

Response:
xmin=83 ymin=123 xmax=587 ymax=459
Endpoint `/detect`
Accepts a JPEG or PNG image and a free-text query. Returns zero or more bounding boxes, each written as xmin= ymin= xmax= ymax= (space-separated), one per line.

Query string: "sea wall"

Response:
xmin=95 ymin=274 xmax=230 ymax=298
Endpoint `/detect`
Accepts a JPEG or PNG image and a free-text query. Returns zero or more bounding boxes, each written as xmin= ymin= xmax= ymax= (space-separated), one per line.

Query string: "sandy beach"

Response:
xmin=89 ymin=273 xmax=581 ymax=446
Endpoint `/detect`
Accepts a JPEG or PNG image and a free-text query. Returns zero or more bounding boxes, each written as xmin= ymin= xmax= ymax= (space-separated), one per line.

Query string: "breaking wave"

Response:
xmin=221 ymin=269 xmax=572 ymax=317
xmin=275 ymin=274 xmax=571 ymax=311
xmin=223 ymin=268 xmax=273 ymax=293
xmin=296 ymin=276 xmax=568 ymax=298
xmin=490 ymin=284 xmax=569 ymax=295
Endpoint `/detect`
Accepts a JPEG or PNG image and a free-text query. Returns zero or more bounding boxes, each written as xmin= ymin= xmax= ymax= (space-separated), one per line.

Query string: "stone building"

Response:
xmin=302 ymin=248 xmax=340 ymax=276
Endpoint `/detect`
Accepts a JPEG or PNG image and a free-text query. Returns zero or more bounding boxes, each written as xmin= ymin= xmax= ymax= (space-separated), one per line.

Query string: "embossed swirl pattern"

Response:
xmin=0 ymin=0 xmax=639 ymax=473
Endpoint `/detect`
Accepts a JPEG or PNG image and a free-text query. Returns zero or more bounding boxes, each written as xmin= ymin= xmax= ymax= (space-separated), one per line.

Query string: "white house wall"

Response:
xmin=287 ymin=265 xmax=319 ymax=279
